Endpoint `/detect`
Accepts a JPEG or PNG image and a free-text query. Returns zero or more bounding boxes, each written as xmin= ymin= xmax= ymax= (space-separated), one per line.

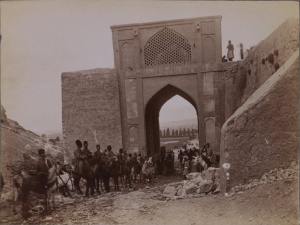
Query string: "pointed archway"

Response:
xmin=145 ymin=84 xmax=198 ymax=156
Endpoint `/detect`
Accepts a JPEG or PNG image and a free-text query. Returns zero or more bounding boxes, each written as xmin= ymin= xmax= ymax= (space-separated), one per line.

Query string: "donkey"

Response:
xmin=12 ymin=164 xmax=61 ymax=219
xmin=195 ymin=156 xmax=208 ymax=172
xmin=122 ymin=156 xmax=142 ymax=189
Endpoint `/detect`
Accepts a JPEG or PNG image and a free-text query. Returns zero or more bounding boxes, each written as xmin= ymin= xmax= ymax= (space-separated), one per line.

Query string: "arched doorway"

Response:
xmin=145 ymin=84 xmax=198 ymax=156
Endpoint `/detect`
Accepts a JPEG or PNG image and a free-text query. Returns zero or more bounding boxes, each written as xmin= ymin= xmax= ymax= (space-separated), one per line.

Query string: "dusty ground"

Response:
xmin=0 ymin=174 xmax=298 ymax=225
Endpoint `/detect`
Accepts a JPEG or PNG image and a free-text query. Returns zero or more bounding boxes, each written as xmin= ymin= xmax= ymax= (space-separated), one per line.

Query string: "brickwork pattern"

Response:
xmin=61 ymin=68 xmax=122 ymax=159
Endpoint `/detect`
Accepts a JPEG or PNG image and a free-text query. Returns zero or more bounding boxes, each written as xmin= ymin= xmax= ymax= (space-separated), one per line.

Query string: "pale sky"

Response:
xmin=160 ymin=95 xmax=197 ymax=122
xmin=1 ymin=0 xmax=298 ymax=134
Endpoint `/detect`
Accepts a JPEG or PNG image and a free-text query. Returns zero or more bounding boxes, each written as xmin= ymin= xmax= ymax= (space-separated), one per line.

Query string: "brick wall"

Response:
xmin=61 ymin=68 xmax=122 ymax=160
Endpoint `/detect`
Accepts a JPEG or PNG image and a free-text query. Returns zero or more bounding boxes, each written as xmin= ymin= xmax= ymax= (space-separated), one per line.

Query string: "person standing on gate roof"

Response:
xmin=227 ymin=40 xmax=234 ymax=61
xmin=36 ymin=148 xmax=53 ymax=189
xmin=83 ymin=141 xmax=93 ymax=160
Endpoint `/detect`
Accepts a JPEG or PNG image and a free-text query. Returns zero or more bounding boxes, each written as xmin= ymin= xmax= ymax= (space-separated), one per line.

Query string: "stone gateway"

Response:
xmin=61 ymin=16 xmax=298 ymax=192
xmin=62 ymin=16 xmax=228 ymax=158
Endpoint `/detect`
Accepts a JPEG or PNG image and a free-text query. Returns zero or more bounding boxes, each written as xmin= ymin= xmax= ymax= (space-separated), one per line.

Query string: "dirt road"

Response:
xmin=0 ymin=175 xmax=298 ymax=225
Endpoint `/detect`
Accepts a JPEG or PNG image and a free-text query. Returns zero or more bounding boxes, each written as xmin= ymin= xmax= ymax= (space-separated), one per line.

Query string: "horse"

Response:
xmin=94 ymin=155 xmax=113 ymax=193
xmin=12 ymin=163 xmax=61 ymax=219
xmin=132 ymin=160 xmax=143 ymax=182
xmin=72 ymin=156 xmax=103 ymax=197
xmin=110 ymin=158 xmax=122 ymax=191
xmin=120 ymin=157 xmax=139 ymax=189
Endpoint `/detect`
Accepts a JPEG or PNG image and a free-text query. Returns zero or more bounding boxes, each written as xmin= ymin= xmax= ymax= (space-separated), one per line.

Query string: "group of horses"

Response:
xmin=71 ymin=153 xmax=156 ymax=197
xmin=11 ymin=154 xmax=156 ymax=219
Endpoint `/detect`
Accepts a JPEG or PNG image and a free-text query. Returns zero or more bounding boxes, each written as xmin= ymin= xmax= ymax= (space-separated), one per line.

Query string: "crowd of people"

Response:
xmin=72 ymin=140 xmax=148 ymax=194
xmin=155 ymin=146 xmax=175 ymax=176
xmin=22 ymin=140 xmax=219 ymax=197
xmin=178 ymin=143 xmax=218 ymax=179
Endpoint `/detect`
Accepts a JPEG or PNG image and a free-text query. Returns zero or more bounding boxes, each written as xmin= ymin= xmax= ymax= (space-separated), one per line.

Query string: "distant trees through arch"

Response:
xmin=160 ymin=128 xmax=198 ymax=138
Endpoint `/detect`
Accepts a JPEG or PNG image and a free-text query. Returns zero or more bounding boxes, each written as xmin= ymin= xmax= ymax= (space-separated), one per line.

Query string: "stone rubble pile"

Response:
xmin=229 ymin=161 xmax=298 ymax=194
xmin=163 ymin=167 xmax=220 ymax=200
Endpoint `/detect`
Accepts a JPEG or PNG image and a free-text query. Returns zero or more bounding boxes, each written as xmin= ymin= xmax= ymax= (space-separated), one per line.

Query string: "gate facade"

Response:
xmin=111 ymin=16 xmax=225 ymax=156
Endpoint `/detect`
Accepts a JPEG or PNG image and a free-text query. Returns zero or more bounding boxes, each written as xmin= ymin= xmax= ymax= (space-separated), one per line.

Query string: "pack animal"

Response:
xmin=110 ymin=159 xmax=122 ymax=191
xmin=141 ymin=157 xmax=155 ymax=186
xmin=72 ymin=156 xmax=103 ymax=197
xmin=12 ymin=165 xmax=60 ymax=219
xmin=195 ymin=156 xmax=208 ymax=172
xmin=121 ymin=157 xmax=139 ymax=189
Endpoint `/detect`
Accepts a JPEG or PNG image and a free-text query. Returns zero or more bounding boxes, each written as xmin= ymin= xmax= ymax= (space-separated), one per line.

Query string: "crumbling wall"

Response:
xmin=225 ymin=18 xmax=299 ymax=120
xmin=220 ymin=50 xmax=299 ymax=193
xmin=61 ymin=68 xmax=122 ymax=160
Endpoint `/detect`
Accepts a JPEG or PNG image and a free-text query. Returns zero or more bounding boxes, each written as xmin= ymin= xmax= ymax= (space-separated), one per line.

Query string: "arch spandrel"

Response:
xmin=144 ymin=84 xmax=198 ymax=113
xmin=142 ymin=75 xmax=198 ymax=110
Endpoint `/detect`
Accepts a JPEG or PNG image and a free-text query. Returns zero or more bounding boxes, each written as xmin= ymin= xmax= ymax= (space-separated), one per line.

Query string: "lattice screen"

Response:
xmin=144 ymin=28 xmax=191 ymax=67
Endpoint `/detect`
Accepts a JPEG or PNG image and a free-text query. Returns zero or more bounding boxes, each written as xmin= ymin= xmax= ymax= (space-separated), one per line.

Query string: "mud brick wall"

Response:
xmin=220 ymin=51 xmax=299 ymax=193
xmin=61 ymin=68 xmax=122 ymax=161
xmin=224 ymin=18 xmax=299 ymax=121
